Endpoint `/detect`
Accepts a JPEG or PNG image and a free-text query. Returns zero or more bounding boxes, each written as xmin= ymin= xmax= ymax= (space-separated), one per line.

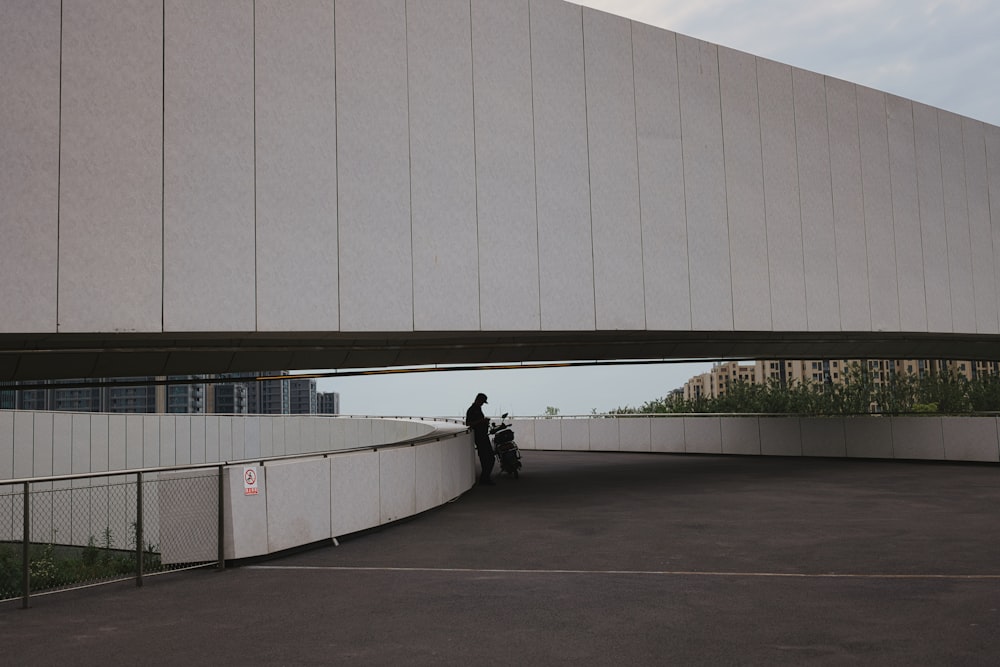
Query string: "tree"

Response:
xmin=544 ymin=406 xmax=560 ymax=416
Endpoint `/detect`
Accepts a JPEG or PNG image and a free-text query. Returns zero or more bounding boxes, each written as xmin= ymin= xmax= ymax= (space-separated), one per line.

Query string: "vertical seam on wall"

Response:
xmin=911 ymin=102 xmax=929 ymax=332
xmin=857 ymin=87 xmax=873 ymax=331
xmin=676 ymin=35 xmax=691 ymax=329
xmin=754 ymin=57 xmax=770 ymax=331
xmin=791 ymin=67 xmax=807 ymax=331
xmin=582 ymin=8 xmax=597 ymax=330
xmin=630 ymin=21 xmax=647 ymax=329
xmin=718 ymin=46 xmax=734 ymax=332
xmin=161 ymin=0 xmax=166 ymax=333
xmin=334 ymin=1 xmax=342 ymax=330
xmin=961 ymin=119 xmax=977 ymax=332
xmin=252 ymin=0 xmax=258 ymax=331
xmin=56 ymin=0 xmax=63 ymax=332
xmin=987 ymin=126 xmax=999 ymax=333
xmin=884 ymin=95 xmax=901 ymax=331
xmin=937 ymin=110 xmax=953 ymax=330
xmin=529 ymin=1 xmax=542 ymax=329
xmin=826 ymin=77 xmax=843 ymax=329
xmin=405 ymin=0 xmax=414 ymax=332
xmin=468 ymin=0 xmax=481 ymax=330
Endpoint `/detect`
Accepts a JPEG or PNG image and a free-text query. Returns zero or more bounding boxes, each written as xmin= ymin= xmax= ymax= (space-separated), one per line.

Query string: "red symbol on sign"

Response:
xmin=245 ymin=469 xmax=257 ymax=485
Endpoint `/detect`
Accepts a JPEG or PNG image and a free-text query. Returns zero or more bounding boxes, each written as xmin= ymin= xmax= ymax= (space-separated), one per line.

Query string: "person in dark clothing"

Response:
xmin=465 ymin=392 xmax=494 ymax=485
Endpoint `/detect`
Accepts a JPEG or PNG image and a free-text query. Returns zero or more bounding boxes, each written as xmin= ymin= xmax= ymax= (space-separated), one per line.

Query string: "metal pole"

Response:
xmin=217 ymin=465 xmax=225 ymax=569
xmin=21 ymin=481 xmax=29 ymax=609
xmin=135 ymin=472 xmax=143 ymax=587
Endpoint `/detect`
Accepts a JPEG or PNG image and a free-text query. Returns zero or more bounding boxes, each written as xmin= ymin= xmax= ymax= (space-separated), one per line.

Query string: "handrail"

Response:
xmin=0 ymin=421 xmax=468 ymax=487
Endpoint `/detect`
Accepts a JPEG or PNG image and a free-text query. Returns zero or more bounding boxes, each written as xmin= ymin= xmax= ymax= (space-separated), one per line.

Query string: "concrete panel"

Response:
xmin=126 ymin=415 xmax=144 ymax=469
xmin=142 ymin=415 xmax=159 ymax=468
xmin=989 ymin=126 xmax=1000 ymax=323
xmin=442 ymin=436 xmax=475 ymax=500
xmin=963 ymin=118 xmax=998 ymax=334
xmin=255 ymin=0 xmax=338 ymax=331
xmin=827 ymin=78 xmax=871 ymax=330
xmin=0 ymin=0 xmax=60 ymax=333
xmin=244 ymin=417 xmax=260 ymax=459
xmin=721 ymin=417 xmax=760 ymax=456
xmin=86 ymin=414 xmax=106 ymax=473
xmin=224 ymin=417 xmax=238 ymax=461
xmin=650 ymin=418 xmax=685 ymax=454
xmin=285 ymin=417 xmax=303 ymax=454
xmin=584 ymin=8 xmax=644 ymax=329
xmin=857 ymin=87 xmax=900 ymax=331
xmin=683 ymin=417 xmax=722 ymax=454
xmin=336 ymin=0 xmax=412 ymax=331
xmin=589 ymin=418 xmax=620 ymax=452
xmin=369 ymin=418 xmax=385 ymax=447
xmin=619 ymin=418 xmax=652 ymax=452
xmin=191 ymin=417 xmax=206 ymax=464
xmin=633 ymin=23 xmax=689 ymax=330
xmin=759 ymin=418 xmax=802 ymax=457
xmin=531 ymin=0 xmax=594 ymax=330
xmin=160 ymin=416 xmax=176 ymax=467
xmin=472 ymin=0 xmax=540 ymax=330
xmin=223 ymin=464 xmax=268 ymax=559
xmin=561 ymin=418 xmax=590 ymax=451
xmin=265 ymin=457 xmax=331 ymax=552
xmin=205 ymin=417 xmax=220 ymax=463
xmin=331 ymin=450 xmax=381 ymax=537
xmin=801 ymin=418 xmax=847 ymax=458
xmin=793 ymin=68 xmax=839 ymax=331
xmin=887 ymin=95 xmax=927 ymax=332
xmin=942 ymin=417 xmax=999 ymax=463
xmin=109 ymin=415 xmax=126 ymax=471
xmin=891 ymin=417 xmax=945 ymax=460
xmin=844 ymin=417 xmax=892 ymax=459
xmin=163 ymin=0 xmax=255 ymax=331
xmin=511 ymin=419 xmax=536 ymax=450
xmin=175 ymin=416 xmax=191 ymax=465
xmin=939 ymin=111 xmax=975 ymax=332
xmin=52 ymin=413 xmax=72 ymax=478
xmin=415 ymin=443 xmax=443 ymax=514
xmin=677 ymin=35 xmax=732 ymax=330
xmin=13 ymin=409 xmax=34 ymax=479
xmin=913 ymin=103 xmax=951 ymax=332
xmin=533 ymin=419 xmax=562 ymax=450
xmin=719 ymin=47 xmax=770 ymax=331
xmin=58 ymin=0 xmax=162 ymax=332
xmin=272 ymin=418 xmax=286 ymax=456
xmin=0 ymin=412 xmax=12 ymax=481
xmin=379 ymin=446 xmax=416 ymax=524
xmin=32 ymin=412 xmax=53 ymax=477
xmin=758 ymin=58 xmax=806 ymax=331
xmin=408 ymin=0 xmax=479 ymax=331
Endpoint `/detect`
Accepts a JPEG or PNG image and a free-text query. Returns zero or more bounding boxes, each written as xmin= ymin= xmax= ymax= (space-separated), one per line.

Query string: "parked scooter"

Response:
xmin=489 ymin=413 xmax=522 ymax=478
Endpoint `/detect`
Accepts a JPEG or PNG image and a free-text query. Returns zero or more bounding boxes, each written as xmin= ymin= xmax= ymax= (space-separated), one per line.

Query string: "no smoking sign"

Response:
xmin=243 ymin=466 xmax=259 ymax=496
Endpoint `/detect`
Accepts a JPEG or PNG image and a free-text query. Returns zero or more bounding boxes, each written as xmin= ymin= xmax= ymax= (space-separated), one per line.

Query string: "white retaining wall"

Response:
xmin=512 ymin=415 xmax=1000 ymax=463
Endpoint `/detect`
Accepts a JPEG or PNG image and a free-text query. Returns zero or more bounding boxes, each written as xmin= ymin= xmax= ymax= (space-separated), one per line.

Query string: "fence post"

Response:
xmin=217 ymin=465 xmax=225 ymax=570
xmin=135 ymin=472 xmax=143 ymax=587
xmin=21 ymin=481 xmax=29 ymax=609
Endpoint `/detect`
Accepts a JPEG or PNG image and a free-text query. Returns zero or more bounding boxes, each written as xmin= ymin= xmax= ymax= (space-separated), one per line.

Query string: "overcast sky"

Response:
xmin=317 ymin=0 xmax=1000 ymax=419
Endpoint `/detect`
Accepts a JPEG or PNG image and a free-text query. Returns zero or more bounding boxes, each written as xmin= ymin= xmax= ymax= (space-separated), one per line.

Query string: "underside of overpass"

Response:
xmin=3 ymin=330 xmax=1000 ymax=382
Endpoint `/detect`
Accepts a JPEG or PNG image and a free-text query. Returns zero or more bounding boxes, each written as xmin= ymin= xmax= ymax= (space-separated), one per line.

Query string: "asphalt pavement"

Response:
xmin=4 ymin=450 xmax=1000 ymax=665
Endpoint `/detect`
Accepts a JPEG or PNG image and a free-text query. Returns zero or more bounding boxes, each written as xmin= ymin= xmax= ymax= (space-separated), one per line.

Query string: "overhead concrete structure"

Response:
xmin=3 ymin=0 xmax=1000 ymax=381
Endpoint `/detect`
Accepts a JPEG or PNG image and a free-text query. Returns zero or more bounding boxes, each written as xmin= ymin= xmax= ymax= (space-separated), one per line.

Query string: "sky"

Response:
xmin=316 ymin=0 xmax=1000 ymax=419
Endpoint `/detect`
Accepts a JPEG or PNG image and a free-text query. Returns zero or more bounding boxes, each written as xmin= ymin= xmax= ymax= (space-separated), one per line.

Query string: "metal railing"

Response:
xmin=1 ymin=423 xmax=469 ymax=609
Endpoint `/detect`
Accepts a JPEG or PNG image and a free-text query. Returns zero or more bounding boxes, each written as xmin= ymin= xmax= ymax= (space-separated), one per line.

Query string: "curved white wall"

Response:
xmin=3 ymin=0 xmax=1000 ymax=378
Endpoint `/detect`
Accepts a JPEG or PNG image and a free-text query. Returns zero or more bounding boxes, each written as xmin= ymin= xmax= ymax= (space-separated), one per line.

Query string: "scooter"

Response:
xmin=489 ymin=413 xmax=521 ymax=478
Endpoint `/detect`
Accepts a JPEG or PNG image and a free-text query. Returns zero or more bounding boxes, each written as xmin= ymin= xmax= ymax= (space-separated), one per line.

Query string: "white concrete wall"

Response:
xmin=4 ymin=0 xmax=1000 ymax=345
xmin=513 ymin=415 xmax=1000 ymax=463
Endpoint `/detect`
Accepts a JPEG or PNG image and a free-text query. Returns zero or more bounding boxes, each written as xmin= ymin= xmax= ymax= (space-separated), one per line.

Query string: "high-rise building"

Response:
xmin=246 ymin=371 xmax=290 ymax=415
xmin=289 ymin=378 xmax=317 ymax=415
xmin=316 ymin=391 xmax=340 ymax=415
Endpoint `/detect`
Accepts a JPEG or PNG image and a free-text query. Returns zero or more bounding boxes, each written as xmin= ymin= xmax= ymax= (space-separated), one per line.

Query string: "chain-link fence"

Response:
xmin=1 ymin=466 xmax=222 ymax=606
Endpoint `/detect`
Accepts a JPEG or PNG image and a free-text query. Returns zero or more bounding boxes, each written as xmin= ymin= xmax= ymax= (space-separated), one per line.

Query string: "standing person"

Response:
xmin=466 ymin=392 xmax=494 ymax=486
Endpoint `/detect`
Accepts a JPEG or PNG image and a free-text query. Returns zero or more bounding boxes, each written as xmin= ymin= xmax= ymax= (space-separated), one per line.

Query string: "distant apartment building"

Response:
xmin=289 ymin=378 xmax=317 ymax=415
xmin=245 ymin=372 xmax=290 ymax=415
xmin=684 ymin=358 xmax=998 ymax=400
xmin=316 ymin=391 xmax=341 ymax=415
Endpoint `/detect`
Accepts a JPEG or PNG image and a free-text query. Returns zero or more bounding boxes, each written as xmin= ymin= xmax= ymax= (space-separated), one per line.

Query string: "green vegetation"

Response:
xmin=610 ymin=364 xmax=1000 ymax=416
xmin=0 ymin=527 xmax=161 ymax=599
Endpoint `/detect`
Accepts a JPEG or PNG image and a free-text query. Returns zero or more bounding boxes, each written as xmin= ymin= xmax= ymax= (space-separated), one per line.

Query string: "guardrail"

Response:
xmin=1 ymin=421 xmax=473 ymax=609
